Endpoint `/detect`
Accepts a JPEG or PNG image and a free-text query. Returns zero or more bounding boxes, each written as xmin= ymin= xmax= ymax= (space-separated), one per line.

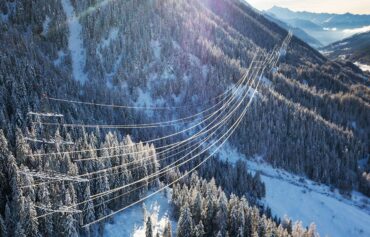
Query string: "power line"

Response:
xmin=35 ymin=44 xmax=273 ymax=218
xmin=28 ymin=51 xmax=261 ymax=158
xmin=81 ymin=34 xmax=291 ymax=227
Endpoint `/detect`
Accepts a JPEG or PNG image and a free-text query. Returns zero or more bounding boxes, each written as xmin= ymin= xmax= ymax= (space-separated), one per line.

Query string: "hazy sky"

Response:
xmin=246 ymin=0 xmax=370 ymax=14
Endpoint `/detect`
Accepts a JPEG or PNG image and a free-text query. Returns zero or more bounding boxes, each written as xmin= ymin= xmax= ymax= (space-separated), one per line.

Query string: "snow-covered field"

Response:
xmin=217 ymin=143 xmax=370 ymax=237
xmin=104 ymin=190 xmax=176 ymax=237
xmin=103 ymin=141 xmax=370 ymax=237
xmin=61 ymin=0 xmax=88 ymax=84
xmin=355 ymin=62 xmax=370 ymax=73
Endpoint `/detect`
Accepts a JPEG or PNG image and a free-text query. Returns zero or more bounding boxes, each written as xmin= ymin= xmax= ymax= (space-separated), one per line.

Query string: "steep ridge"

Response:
xmin=0 ymin=0 xmax=369 ymax=235
xmin=322 ymin=31 xmax=370 ymax=65
xmin=1 ymin=0 xmax=369 ymax=197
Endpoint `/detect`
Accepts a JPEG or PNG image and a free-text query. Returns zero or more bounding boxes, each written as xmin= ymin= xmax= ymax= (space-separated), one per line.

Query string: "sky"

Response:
xmin=246 ymin=0 xmax=370 ymax=14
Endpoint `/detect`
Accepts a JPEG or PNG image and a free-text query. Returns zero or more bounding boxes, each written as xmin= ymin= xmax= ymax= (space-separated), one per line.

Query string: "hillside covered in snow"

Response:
xmin=0 ymin=0 xmax=369 ymax=236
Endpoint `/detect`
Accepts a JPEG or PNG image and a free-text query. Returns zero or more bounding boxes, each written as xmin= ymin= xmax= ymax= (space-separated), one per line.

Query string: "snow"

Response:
xmin=323 ymin=27 xmax=337 ymax=31
xmin=189 ymin=54 xmax=201 ymax=67
xmin=95 ymin=27 xmax=123 ymax=88
xmin=61 ymin=0 xmax=88 ymax=84
xmin=105 ymin=54 xmax=123 ymax=88
xmin=53 ymin=50 xmax=67 ymax=66
xmin=261 ymin=76 xmax=272 ymax=87
xmin=279 ymin=49 xmax=287 ymax=57
xmin=161 ymin=66 xmax=176 ymax=81
xmin=216 ymin=142 xmax=370 ymax=237
xmin=41 ymin=16 xmax=51 ymax=36
xmin=1 ymin=12 xmax=8 ymax=22
xmin=202 ymin=65 xmax=209 ymax=79
xmin=358 ymin=158 xmax=369 ymax=170
xmin=104 ymin=190 xmax=176 ymax=237
xmin=324 ymin=16 xmax=333 ymax=23
xmin=172 ymin=40 xmax=181 ymax=50
xmin=101 ymin=28 xmax=119 ymax=49
xmin=27 ymin=112 xmax=64 ymax=117
xmin=342 ymin=25 xmax=370 ymax=35
xmin=337 ymin=41 xmax=348 ymax=46
xmin=151 ymin=40 xmax=161 ymax=60
xmin=24 ymin=137 xmax=74 ymax=145
xmin=0 ymin=2 xmax=15 ymax=23
xmin=134 ymin=87 xmax=165 ymax=116
xmin=354 ymin=62 xmax=370 ymax=73
xmin=319 ymin=50 xmax=334 ymax=55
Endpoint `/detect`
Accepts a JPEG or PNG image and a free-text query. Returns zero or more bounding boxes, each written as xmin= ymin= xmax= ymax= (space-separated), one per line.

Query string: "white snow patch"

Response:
xmin=216 ymin=142 xmax=244 ymax=163
xmin=261 ymin=76 xmax=272 ymax=87
xmin=104 ymin=190 xmax=176 ymax=237
xmin=216 ymin=143 xmax=370 ymax=237
xmin=319 ymin=50 xmax=334 ymax=55
xmin=61 ymin=0 xmax=88 ymax=84
xmin=95 ymin=28 xmax=123 ymax=88
xmin=162 ymin=66 xmax=176 ymax=81
xmin=323 ymin=27 xmax=337 ymax=31
xmin=358 ymin=158 xmax=369 ymax=170
xmin=342 ymin=25 xmax=370 ymax=35
xmin=338 ymin=54 xmax=348 ymax=60
xmin=27 ymin=112 xmax=64 ymax=117
xmin=337 ymin=41 xmax=348 ymax=46
xmin=279 ymin=49 xmax=287 ymax=57
xmin=355 ymin=62 xmax=370 ymax=73
xmin=189 ymin=54 xmax=201 ymax=67
xmin=1 ymin=12 xmax=8 ymax=22
xmin=324 ymin=16 xmax=333 ymax=23
xmin=41 ymin=16 xmax=51 ymax=36
xmin=101 ymin=28 xmax=119 ymax=49
xmin=202 ymin=65 xmax=209 ymax=79
xmin=172 ymin=40 xmax=181 ymax=50
xmin=53 ymin=50 xmax=66 ymax=66
xmin=151 ymin=40 xmax=161 ymax=60
xmin=105 ymin=54 xmax=123 ymax=88
xmin=134 ymin=88 xmax=165 ymax=116
xmin=0 ymin=2 xmax=14 ymax=23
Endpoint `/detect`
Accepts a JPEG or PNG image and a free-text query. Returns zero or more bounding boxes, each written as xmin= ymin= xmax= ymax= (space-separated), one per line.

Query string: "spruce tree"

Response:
xmin=0 ymin=215 xmax=7 ymax=237
xmin=176 ymin=204 xmax=193 ymax=237
xmin=192 ymin=221 xmax=205 ymax=237
xmin=146 ymin=217 xmax=153 ymax=237
xmin=162 ymin=220 xmax=172 ymax=237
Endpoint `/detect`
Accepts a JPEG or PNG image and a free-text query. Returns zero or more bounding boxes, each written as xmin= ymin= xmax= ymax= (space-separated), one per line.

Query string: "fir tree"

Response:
xmin=177 ymin=204 xmax=193 ymax=237
xmin=162 ymin=221 xmax=172 ymax=237
xmin=146 ymin=217 xmax=153 ymax=237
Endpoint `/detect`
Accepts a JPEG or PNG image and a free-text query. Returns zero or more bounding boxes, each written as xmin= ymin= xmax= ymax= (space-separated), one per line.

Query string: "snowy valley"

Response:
xmin=0 ymin=0 xmax=369 ymax=237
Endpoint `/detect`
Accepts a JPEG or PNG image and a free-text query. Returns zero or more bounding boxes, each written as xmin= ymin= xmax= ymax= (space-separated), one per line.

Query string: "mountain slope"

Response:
xmin=0 ymin=0 xmax=369 ymax=236
xmin=264 ymin=13 xmax=323 ymax=48
xmin=267 ymin=6 xmax=370 ymax=45
xmin=321 ymin=31 xmax=370 ymax=65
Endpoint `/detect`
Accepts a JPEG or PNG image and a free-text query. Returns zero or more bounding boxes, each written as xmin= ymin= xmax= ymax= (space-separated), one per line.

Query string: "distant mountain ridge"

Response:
xmin=268 ymin=6 xmax=370 ymax=29
xmin=264 ymin=13 xmax=323 ymax=48
xmin=321 ymin=31 xmax=370 ymax=65
xmin=266 ymin=6 xmax=370 ymax=45
xmin=0 ymin=0 xmax=370 ymax=236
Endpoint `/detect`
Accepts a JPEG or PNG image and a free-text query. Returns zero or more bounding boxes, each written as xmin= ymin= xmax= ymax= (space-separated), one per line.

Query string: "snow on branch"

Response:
xmin=27 ymin=112 xmax=64 ymax=117
xmin=19 ymin=170 xmax=89 ymax=183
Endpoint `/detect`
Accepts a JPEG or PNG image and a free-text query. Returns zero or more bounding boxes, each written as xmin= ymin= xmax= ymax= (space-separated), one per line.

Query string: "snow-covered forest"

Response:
xmin=0 ymin=0 xmax=369 ymax=236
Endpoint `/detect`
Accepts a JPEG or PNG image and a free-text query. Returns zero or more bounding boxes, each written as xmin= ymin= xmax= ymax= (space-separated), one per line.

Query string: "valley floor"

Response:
xmin=219 ymin=143 xmax=370 ymax=237
xmin=104 ymin=143 xmax=370 ymax=237
xmin=354 ymin=62 xmax=370 ymax=73
xmin=103 ymin=190 xmax=176 ymax=237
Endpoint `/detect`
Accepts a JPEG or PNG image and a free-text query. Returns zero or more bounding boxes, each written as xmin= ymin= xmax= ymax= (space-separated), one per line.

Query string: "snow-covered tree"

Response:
xmin=146 ymin=216 xmax=153 ymax=237
xmin=177 ymin=204 xmax=193 ymax=237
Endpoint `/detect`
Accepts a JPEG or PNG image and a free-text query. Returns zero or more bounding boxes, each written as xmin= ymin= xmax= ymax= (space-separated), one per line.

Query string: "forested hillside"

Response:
xmin=0 ymin=0 xmax=369 ymax=236
xmin=322 ymin=31 xmax=370 ymax=64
